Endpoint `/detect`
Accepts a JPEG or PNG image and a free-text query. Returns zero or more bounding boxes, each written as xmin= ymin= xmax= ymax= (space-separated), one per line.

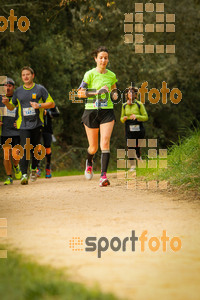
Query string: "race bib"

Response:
xmin=23 ymin=107 xmax=36 ymax=116
xmin=129 ymin=125 xmax=140 ymax=132
xmin=93 ymin=99 xmax=108 ymax=108
xmin=6 ymin=107 xmax=16 ymax=118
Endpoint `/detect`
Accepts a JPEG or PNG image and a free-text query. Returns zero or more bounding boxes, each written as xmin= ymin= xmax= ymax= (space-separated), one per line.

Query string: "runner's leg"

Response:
xmin=84 ymin=124 xmax=99 ymax=179
xmin=43 ymin=132 xmax=52 ymax=169
xmin=20 ymin=130 xmax=31 ymax=175
xmin=3 ymin=149 xmax=12 ymax=176
xmin=43 ymin=132 xmax=52 ymax=178
xmin=84 ymin=124 xmax=99 ymax=161
xmin=30 ymin=127 xmax=42 ymax=170
xmin=100 ymin=120 xmax=114 ymax=176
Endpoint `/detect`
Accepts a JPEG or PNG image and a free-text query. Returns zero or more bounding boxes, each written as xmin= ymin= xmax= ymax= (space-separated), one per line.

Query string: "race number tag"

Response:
xmin=6 ymin=107 xmax=17 ymax=118
xmin=129 ymin=125 xmax=140 ymax=132
xmin=23 ymin=107 xmax=36 ymax=116
xmin=94 ymin=98 xmax=108 ymax=108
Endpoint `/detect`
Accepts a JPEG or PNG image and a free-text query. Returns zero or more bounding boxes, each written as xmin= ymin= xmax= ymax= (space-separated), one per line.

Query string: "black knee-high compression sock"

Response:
xmin=101 ymin=150 xmax=110 ymax=176
xmin=87 ymin=151 xmax=94 ymax=166
xmin=46 ymin=153 xmax=51 ymax=169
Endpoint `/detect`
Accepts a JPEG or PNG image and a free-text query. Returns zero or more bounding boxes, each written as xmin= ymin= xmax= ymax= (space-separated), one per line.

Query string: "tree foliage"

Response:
xmin=0 ymin=0 xmax=199 ymax=153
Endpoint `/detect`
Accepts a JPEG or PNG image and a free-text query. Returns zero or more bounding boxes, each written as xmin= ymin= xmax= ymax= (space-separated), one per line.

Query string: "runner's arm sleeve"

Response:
xmin=83 ymin=71 xmax=91 ymax=87
xmin=111 ymin=74 xmax=118 ymax=86
xmin=135 ymin=104 xmax=148 ymax=122
xmin=78 ymin=71 xmax=96 ymax=98
xmin=78 ymin=71 xmax=90 ymax=90
xmin=120 ymin=105 xmax=126 ymax=123
xmin=41 ymin=86 xmax=55 ymax=104
xmin=78 ymin=80 xmax=88 ymax=89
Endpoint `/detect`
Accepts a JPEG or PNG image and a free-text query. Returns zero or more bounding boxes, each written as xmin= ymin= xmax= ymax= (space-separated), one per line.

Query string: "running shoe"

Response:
xmin=4 ymin=176 xmax=13 ymax=185
xmin=30 ymin=168 xmax=37 ymax=182
xmin=45 ymin=168 xmax=52 ymax=178
xmin=84 ymin=159 xmax=93 ymax=180
xmin=99 ymin=173 xmax=110 ymax=187
xmin=21 ymin=174 xmax=28 ymax=185
xmin=13 ymin=164 xmax=22 ymax=180
xmin=36 ymin=167 xmax=41 ymax=177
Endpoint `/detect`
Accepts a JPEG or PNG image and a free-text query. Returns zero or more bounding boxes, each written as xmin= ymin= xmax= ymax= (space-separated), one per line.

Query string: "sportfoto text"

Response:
xmin=85 ymin=230 xmax=182 ymax=258
xmin=71 ymin=81 xmax=182 ymax=105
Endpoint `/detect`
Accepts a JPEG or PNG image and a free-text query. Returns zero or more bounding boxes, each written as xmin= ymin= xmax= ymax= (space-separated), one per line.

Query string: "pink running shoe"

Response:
xmin=85 ymin=159 xmax=93 ymax=180
xmin=99 ymin=173 xmax=110 ymax=187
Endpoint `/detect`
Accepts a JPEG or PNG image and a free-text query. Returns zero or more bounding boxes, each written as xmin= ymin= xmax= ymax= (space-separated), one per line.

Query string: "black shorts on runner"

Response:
xmin=81 ymin=109 xmax=116 ymax=129
xmin=1 ymin=136 xmax=20 ymax=148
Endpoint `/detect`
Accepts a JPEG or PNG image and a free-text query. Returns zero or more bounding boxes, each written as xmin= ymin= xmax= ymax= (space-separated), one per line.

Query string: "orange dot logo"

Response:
xmin=69 ymin=237 xmax=84 ymax=252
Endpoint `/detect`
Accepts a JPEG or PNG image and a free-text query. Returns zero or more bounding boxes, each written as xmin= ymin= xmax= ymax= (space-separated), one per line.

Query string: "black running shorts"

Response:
xmin=81 ymin=109 xmax=116 ymax=129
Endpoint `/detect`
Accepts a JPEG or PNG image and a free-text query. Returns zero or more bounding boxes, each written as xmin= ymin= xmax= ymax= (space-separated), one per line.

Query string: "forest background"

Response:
xmin=0 ymin=0 xmax=199 ymax=173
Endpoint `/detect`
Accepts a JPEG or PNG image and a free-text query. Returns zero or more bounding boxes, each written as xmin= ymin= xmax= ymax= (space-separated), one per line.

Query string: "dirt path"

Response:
xmin=0 ymin=174 xmax=200 ymax=300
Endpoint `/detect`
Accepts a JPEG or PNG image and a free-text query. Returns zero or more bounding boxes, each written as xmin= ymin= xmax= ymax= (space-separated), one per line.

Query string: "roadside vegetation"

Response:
xmin=0 ymin=246 xmax=118 ymax=300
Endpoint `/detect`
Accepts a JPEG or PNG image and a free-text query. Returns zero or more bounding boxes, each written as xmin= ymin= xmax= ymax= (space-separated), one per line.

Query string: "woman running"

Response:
xmin=120 ymin=86 xmax=148 ymax=170
xmin=78 ymin=46 xmax=118 ymax=187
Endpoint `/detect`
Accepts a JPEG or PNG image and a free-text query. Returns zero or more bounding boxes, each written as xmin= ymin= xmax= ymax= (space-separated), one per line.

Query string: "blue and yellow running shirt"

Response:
xmin=11 ymin=84 xmax=54 ymax=130
xmin=82 ymin=68 xmax=118 ymax=110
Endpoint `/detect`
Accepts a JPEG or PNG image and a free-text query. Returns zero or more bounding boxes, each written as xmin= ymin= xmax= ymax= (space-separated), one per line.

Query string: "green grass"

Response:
xmin=136 ymin=128 xmax=200 ymax=192
xmin=39 ymin=169 xmax=85 ymax=178
xmin=159 ymin=128 xmax=200 ymax=191
xmin=0 ymin=246 xmax=118 ymax=300
xmin=0 ymin=167 xmax=117 ymax=182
